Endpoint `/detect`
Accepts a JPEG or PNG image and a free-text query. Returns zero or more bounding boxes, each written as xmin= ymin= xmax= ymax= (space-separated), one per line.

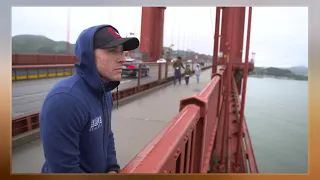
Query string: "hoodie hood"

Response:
xmin=74 ymin=24 xmax=120 ymax=92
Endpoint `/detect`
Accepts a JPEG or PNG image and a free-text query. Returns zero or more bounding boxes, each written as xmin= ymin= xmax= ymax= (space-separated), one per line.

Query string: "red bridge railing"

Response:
xmin=121 ymin=64 xmax=258 ymax=173
xmin=121 ymin=68 xmax=225 ymax=173
xmin=12 ymin=54 xmax=78 ymax=65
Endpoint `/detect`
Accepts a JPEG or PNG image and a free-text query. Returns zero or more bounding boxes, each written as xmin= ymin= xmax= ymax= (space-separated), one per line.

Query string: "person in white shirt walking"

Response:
xmin=194 ymin=64 xmax=201 ymax=83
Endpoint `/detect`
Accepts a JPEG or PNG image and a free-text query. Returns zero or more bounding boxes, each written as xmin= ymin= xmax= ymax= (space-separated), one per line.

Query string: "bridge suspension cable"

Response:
xmin=210 ymin=7 xmax=215 ymax=39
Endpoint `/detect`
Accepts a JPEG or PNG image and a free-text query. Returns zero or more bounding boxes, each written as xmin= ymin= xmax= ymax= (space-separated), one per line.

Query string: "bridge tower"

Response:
xmin=139 ymin=7 xmax=166 ymax=62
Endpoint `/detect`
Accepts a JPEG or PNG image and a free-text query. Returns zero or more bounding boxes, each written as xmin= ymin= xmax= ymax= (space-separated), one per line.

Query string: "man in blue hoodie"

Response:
xmin=39 ymin=24 xmax=139 ymax=173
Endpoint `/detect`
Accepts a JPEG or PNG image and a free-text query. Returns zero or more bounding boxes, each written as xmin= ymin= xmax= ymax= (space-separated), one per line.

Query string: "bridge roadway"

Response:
xmin=11 ymin=68 xmax=212 ymax=173
xmin=12 ymin=68 xmax=175 ymax=118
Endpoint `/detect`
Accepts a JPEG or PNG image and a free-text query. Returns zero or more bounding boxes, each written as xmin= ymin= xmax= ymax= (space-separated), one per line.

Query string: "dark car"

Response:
xmin=122 ymin=58 xmax=150 ymax=77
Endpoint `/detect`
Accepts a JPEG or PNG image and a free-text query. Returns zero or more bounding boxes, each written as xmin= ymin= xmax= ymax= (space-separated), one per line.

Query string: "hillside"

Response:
xmin=12 ymin=35 xmax=75 ymax=54
xmin=251 ymin=66 xmax=308 ymax=81
xmin=288 ymin=66 xmax=308 ymax=75
xmin=12 ymin=34 xmax=213 ymax=60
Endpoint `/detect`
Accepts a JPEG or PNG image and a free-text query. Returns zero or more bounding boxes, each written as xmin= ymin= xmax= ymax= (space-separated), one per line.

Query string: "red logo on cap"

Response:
xmin=108 ymin=27 xmax=121 ymax=38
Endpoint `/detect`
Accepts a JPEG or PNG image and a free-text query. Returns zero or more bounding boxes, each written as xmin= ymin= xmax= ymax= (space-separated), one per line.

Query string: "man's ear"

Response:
xmin=93 ymin=49 xmax=100 ymax=61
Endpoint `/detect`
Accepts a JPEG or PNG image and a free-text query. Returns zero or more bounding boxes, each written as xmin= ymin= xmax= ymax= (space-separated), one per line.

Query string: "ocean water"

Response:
xmin=244 ymin=77 xmax=308 ymax=173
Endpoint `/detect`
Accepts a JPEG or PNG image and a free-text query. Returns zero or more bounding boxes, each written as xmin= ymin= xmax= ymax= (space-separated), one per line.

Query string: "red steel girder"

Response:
xmin=235 ymin=8 xmax=246 ymax=94
xmin=211 ymin=7 xmax=256 ymax=173
xmin=140 ymin=7 xmax=166 ymax=62
xmin=234 ymin=6 xmax=254 ymax=171
xmin=212 ymin=7 xmax=221 ymax=76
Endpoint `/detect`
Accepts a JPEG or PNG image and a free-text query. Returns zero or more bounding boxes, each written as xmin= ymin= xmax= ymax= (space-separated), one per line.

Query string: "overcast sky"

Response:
xmin=11 ymin=7 xmax=308 ymax=68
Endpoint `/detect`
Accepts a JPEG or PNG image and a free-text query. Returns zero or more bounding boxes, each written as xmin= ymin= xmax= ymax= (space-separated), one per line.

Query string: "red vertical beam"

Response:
xmin=227 ymin=7 xmax=248 ymax=173
xmin=218 ymin=7 xmax=234 ymax=172
xmin=236 ymin=8 xmax=246 ymax=94
xmin=140 ymin=7 xmax=165 ymax=62
xmin=235 ymin=6 xmax=253 ymax=168
xmin=155 ymin=8 xmax=160 ymax=60
xmin=228 ymin=8 xmax=240 ymax=63
xmin=158 ymin=8 xmax=166 ymax=59
xmin=237 ymin=8 xmax=246 ymax=61
xmin=212 ymin=7 xmax=221 ymax=77
xmin=140 ymin=7 xmax=154 ymax=61
xmin=225 ymin=7 xmax=237 ymax=173
xmin=154 ymin=7 xmax=165 ymax=61
xmin=152 ymin=9 xmax=159 ymax=61
xmin=219 ymin=8 xmax=229 ymax=63
xmin=211 ymin=9 xmax=228 ymax=171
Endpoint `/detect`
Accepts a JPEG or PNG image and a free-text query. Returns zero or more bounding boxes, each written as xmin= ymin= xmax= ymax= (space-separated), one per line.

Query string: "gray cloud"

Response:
xmin=11 ymin=7 xmax=308 ymax=67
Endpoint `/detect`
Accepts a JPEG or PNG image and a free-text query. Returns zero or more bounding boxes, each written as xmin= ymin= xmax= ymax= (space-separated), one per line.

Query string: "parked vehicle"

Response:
xmin=156 ymin=58 xmax=167 ymax=63
xmin=122 ymin=58 xmax=150 ymax=77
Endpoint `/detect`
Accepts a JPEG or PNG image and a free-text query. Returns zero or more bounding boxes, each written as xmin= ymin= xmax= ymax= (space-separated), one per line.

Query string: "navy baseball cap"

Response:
xmin=93 ymin=25 xmax=139 ymax=51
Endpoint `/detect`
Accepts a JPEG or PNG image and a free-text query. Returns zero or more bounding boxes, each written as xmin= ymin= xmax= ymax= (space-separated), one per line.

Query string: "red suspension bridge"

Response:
xmin=12 ymin=7 xmax=257 ymax=173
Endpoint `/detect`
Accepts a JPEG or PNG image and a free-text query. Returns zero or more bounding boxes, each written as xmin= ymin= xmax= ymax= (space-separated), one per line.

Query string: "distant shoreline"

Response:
xmin=250 ymin=66 xmax=308 ymax=81
xmin=249 ymin=74 xmax=308 ymax=81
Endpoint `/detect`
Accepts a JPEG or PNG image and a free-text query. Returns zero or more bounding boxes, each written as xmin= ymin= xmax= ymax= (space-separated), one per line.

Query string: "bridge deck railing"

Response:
xmin=121 ymin=60 xmax=258 ymax=173
xmin=121 ymin=67 xmax=226 ymax=173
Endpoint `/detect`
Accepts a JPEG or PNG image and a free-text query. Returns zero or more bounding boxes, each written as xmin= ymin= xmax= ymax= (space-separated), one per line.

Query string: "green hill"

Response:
xmin=12 ymin=34 xmax=75 ymax=55
xmin=288 ymin=66 xmax=308 ymax=76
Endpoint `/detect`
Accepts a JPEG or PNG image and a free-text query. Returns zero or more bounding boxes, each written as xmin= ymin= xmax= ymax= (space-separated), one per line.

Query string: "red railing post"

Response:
xmin=26 ymin=117 xmax=32 ymax=131
xmin=165 ymin=62 xmax=168 ymax=80
xmin=235 ymin=6 xmax=252 ymax=168
xmin=137 ymin=64 xmax=141 ymax=92
xmin=158 ymin=63 xmax=162 ymax=83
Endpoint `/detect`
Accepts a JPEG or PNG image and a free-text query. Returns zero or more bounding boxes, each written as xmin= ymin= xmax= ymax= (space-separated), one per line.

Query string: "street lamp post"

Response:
xmin=167 ymin=44 xmax=174 ymax=61
xmin=186 ymin=49 xmax=191 ymax=60
xmin=251 ymin=52 xmax=256 ymax=64
xmin=126 ymin=32 xmax=135 ymax=38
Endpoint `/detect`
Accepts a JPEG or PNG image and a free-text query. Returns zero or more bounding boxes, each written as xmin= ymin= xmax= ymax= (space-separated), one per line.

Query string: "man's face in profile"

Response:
xmin=94 ymin=45 xmax=125 ymax=81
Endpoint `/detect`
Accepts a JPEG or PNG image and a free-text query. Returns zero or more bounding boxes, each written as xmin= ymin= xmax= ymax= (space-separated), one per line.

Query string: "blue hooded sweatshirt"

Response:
xmin=39 ymin=25 xmax=121 ymax=173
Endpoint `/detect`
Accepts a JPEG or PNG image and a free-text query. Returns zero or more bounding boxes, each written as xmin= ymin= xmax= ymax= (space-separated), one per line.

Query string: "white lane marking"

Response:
xmin=13 ymin=112 xmax=25 ymax=117
xmin=12 ymin=92 xmax=48 ymax=100
xmin=120 ymin=80 xmax=131 ymax=84
xmin=13 ymin=80 xmax=132 ymax=100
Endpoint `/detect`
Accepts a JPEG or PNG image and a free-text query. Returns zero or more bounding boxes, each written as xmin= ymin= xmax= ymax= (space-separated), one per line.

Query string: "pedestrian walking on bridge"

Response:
xmin=194 ymin=63 xmax=201 ymax=83
xmin=172 ymin=56 xmax=185 ymax=85
xmin=184 ymin=64 xmax=192 ymax=85
xmin=39 ymin=24 xmax=139 ymax=173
